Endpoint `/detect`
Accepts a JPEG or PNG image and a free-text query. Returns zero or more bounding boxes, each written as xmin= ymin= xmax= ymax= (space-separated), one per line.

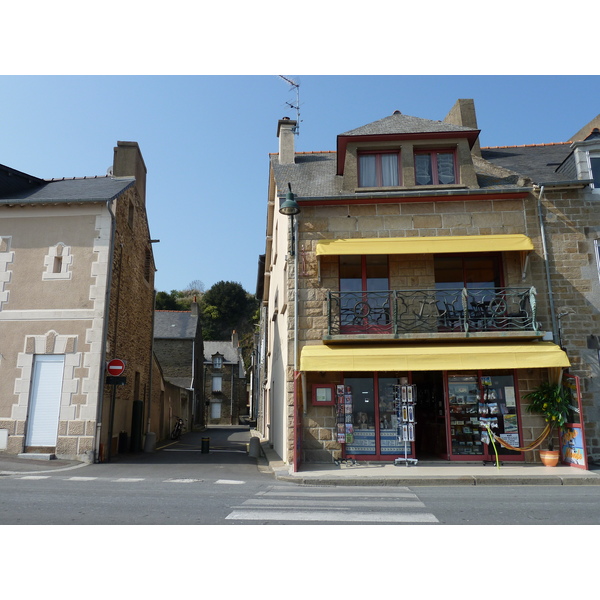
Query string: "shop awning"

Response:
xmin=315 ymin=234 xmax=534 ymax=256
xmin=300 ymin=341 xmax=569 ymax=372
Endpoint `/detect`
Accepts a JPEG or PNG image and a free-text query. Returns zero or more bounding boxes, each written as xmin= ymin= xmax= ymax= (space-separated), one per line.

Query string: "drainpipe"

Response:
xmin=94 ymin=199 xmax=117 ymax=463
xmin=536 ymin=185 xmax=559 ymax=341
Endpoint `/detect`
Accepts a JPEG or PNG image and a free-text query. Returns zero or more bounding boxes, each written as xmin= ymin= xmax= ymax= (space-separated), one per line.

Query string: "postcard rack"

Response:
xmin=394 ymin=384 xmax=418 ymax=466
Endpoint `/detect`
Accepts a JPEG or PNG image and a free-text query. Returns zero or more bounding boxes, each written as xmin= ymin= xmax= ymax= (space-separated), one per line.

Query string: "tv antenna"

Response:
xmin=278 ymin=75 xmax=301 ymax=135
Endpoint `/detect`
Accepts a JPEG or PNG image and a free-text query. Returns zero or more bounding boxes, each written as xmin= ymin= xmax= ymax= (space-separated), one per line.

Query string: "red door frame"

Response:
xmin=343 ymin=372 xmax=416 ymax=461
xmin=443 ymin=370 xmax=524 ymax=462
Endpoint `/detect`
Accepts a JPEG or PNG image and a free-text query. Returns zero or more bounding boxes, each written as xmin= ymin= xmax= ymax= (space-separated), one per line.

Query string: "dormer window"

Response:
xmin=415 ymin=150 xmax=457 ymax=185
xmin=589 ymin=153 xmax=600 ymax=188
xmin=358 ymin=152 xmax=400 ymax=187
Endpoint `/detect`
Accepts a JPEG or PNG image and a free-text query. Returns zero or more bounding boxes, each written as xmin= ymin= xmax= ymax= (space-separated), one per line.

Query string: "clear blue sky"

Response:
xmin=2 ymin=74 xmax=600 ymax=296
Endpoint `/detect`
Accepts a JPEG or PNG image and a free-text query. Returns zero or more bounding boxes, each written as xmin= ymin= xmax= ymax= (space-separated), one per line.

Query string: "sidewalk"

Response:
xmin=254 ymin=433 xmax=600 ymax=487
xmin=3 ymin=430 xmax=600 ymax=486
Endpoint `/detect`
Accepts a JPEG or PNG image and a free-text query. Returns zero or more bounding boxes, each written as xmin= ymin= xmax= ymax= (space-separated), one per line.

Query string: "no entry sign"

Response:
xmin=106 ymin=358 xmax=126 ymax=377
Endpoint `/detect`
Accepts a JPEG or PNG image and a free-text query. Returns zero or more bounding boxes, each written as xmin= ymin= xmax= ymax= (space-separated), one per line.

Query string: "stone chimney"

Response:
xmin=113 ymin=141 xmax=147 ymax=202
xmin=444 ymin=99 xmax=481 ymax=156
xmin=191 ymin=301 xmax=199 ymax=317
xmin=277 ymin=118 xmax=297 ymax=164
xmin=231 ymin=330 xmax=239 ymax=348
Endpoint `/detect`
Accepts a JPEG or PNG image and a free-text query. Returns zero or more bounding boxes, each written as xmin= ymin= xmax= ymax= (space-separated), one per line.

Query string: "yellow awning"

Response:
xmin=315 ymin=234 xmax=534 ymax=256
xmin=300 ymin=341 xmax=569 ymax=372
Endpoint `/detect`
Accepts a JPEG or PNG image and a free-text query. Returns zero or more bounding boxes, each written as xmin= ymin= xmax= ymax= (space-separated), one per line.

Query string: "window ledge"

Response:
xmin=355 ymin=184 xmax=469 ymax=193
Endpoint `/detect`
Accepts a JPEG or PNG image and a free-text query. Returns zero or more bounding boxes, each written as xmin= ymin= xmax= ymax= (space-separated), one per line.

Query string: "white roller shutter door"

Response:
xmin=26 ymin=355 xmax=65 ymax=447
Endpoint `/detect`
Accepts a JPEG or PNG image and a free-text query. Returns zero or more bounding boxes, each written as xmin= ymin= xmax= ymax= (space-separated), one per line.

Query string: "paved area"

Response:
xmin=2 ymin=426 xmax=600 ymax=486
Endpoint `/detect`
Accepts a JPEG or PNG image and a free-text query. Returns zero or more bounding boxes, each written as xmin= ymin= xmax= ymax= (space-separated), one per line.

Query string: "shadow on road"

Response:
xmin=106 ymin=426 xmax=255 ymax=466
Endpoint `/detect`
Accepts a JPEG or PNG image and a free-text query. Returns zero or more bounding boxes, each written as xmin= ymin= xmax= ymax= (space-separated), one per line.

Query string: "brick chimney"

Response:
xmin=113 ymin=141 xmax=147 ymax=202
xmin=277 ymin=118 xmax=297 ymax=164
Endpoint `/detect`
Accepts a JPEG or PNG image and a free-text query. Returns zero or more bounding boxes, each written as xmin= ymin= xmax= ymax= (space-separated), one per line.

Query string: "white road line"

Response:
xmin=239 ymin=499 xmax=425 ymax=508
xmin=19 ymin=475 xmax=50 ymax=480
xmin=258 ymin=488 xmax=415 ymax=498
xmin=113 ymin=478 xmax=145 ymax=483
xmin=226 ymin=510 xmax=438 ymax=523
xmin=215 ymin=479 xmax=245 ymax=485
xmin=163 ymin=478 xmax=203 ymax=483
xmin=66 ymin=477 xmax=98 ymax=481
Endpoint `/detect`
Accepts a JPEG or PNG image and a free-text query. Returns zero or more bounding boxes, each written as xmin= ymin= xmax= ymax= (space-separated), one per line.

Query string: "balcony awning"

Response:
xmin=300 ymin=341 xmax=569 ymax=372
xmin=315 ymin=234 xmax=534 ymax=256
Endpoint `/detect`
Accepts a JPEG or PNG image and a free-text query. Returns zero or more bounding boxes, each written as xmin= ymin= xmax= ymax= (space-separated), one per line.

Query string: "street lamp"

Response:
xmin=279 ymin=182 xmax=300 ymax=216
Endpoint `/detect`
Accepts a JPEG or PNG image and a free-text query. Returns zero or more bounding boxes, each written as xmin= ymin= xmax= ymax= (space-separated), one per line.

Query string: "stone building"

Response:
xmin=0 ymin=142 xmax=157 ymax=462
xmin=203 ymin=332 xmax=247 ymax=425
xmin=255 ymin=101 xmax=599 ymax=471
xmin=153 ymin=304 xmax=204 ymax=438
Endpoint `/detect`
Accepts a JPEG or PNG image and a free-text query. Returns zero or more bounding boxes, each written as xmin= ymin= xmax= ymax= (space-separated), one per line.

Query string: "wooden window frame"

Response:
xmin=358 ymin=151 xmax=401 ymax=187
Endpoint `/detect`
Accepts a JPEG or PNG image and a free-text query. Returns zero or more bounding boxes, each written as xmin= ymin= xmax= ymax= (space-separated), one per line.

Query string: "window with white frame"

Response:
xmin=212 ymin=375 xmax=222 ymax=392
xmin=589 ymin=153 xmax=600 ymax=189
xmin=414 ymin=150 xmax=457 ymax=185
xmin=43 ymin=243 xmax=72 ymax=280
xmin=212 ymin=355 xmax=223 ymax=369
xmin=595 ymin=240 xmax=600 ymax=281
xmin=358 ymin=152 xmax=400 ymax=187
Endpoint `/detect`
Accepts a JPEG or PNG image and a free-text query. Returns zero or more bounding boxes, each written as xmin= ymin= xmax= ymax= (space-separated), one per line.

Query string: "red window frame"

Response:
xmin=414 ymin=149 xmax=458 ymax=185
xmin=358 ymin=151 xmax=401 ymax=187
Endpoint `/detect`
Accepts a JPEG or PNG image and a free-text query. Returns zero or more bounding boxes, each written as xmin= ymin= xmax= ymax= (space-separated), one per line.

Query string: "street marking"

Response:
xmin=226 ymin=510 xmax=438 ymax=523
xmin=66 ymin=477 xmax=98 ymax=481
xmin=164 ymin=478 xmax=204 ymax=483
xmin=19 ymin=475 xmax=50 ymax=480
xmin=113 ymin=478 xmax=145 ymax=483
xmin=240 ymin=498 xmax=426 ymax=508
xmin=215 ymin=479 xmax=245 ymax=485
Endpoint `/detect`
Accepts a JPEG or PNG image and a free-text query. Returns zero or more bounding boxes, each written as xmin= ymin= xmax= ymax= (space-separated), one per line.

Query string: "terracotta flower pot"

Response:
xmin=539 ymin=449 xmax=559 ymax=467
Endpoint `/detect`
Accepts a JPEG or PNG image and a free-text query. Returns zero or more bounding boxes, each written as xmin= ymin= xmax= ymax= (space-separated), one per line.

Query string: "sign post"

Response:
xmin=105 ymin=359 xmax=126 ymax=462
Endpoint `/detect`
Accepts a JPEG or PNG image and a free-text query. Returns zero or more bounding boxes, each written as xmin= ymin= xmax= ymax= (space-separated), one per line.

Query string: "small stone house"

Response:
xmin=0 ymin=142 xmax=157 ymax=462
xmin=153 ymin=304 xmax=204 ymax=438
xmin=203 ymin=332 xmax=247 ymax=425
xmin=256 ymin=100 xmax=599 ymax=471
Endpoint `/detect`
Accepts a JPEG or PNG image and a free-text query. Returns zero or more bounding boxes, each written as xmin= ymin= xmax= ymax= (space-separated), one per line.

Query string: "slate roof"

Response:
xmin=154 ymin=311 xmax=199 ymax=339
xmin=270 ymin=152 xmax=340 ymax=198
xmin=340 ymin=112 xmax=478 ymax=136
xmin=203 ymin=340 xmax=241 ymax=364
xmin=481 ymin=143 xmax=575 ymax=184
xmin=0 ymin=164 xmax=45 ymax=197
xmin=0 ymin=174 xmax=135 ymax=204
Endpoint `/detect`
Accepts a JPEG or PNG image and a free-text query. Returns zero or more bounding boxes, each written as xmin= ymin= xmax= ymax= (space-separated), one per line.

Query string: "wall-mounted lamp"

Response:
xmin=279 ymin=183 xmax=300 ymax=216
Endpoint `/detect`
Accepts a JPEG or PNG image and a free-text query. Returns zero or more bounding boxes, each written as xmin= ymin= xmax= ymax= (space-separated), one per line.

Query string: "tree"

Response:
xmin=199 ymin=280 xmax=258 ymax=342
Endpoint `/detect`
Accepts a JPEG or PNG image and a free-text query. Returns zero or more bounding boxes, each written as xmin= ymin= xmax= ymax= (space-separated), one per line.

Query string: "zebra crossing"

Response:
xmin=225 ymin=485 xmax=439 ymax=524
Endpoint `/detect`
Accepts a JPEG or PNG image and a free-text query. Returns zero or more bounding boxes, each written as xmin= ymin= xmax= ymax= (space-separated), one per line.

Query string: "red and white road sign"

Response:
xmin=106 ymin=358 xmax=126 ymax=376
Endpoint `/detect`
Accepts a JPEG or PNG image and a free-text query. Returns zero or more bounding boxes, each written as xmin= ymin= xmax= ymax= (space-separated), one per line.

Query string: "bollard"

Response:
xmin=201 ymin=437 xmax=210 ymax=454
xmin=248 ymin=436 xmax=261 ymax=458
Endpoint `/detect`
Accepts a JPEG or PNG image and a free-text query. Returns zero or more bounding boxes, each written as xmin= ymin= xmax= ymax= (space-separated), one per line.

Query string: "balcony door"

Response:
xmin=434 ymin=254 xmax=502 ymax=330
xmin=339 ymin=255 xmax=389 ymax=333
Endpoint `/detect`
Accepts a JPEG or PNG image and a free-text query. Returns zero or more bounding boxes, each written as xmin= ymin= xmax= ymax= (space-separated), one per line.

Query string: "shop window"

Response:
xmin=358 ymin=152 xmax=400 ymax=187
xmin=414 ymin=150 xmax=456 ymax=185
xmin=447 ymin=372 xmax=520 ymax=459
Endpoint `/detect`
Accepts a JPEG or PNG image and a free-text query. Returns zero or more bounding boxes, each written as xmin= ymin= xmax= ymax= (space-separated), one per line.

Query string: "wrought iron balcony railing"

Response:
xmin=327 ymin=287 xmax=539 ymax=336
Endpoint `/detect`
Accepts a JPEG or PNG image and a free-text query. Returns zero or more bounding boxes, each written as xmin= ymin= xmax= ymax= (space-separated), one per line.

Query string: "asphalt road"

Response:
xmin=2 ymin=427 xmax=600 ymax=525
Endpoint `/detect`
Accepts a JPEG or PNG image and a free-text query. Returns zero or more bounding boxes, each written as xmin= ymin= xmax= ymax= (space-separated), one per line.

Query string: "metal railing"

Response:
xmin=327 ymin=287 xmax=539 ymax=336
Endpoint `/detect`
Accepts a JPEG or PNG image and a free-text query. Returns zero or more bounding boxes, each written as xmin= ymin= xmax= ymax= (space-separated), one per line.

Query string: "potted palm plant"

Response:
xmin=524 ymin=381 xmax=571 ymax=466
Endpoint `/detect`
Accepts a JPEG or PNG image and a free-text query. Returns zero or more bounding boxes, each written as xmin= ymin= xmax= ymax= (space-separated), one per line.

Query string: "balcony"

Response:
xmin=326 ymin=287 xmax=543 ymax=341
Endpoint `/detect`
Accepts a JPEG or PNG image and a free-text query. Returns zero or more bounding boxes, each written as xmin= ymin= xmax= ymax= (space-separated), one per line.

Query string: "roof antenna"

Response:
xmin=278 ymin=75 xmax=301 ymax=135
